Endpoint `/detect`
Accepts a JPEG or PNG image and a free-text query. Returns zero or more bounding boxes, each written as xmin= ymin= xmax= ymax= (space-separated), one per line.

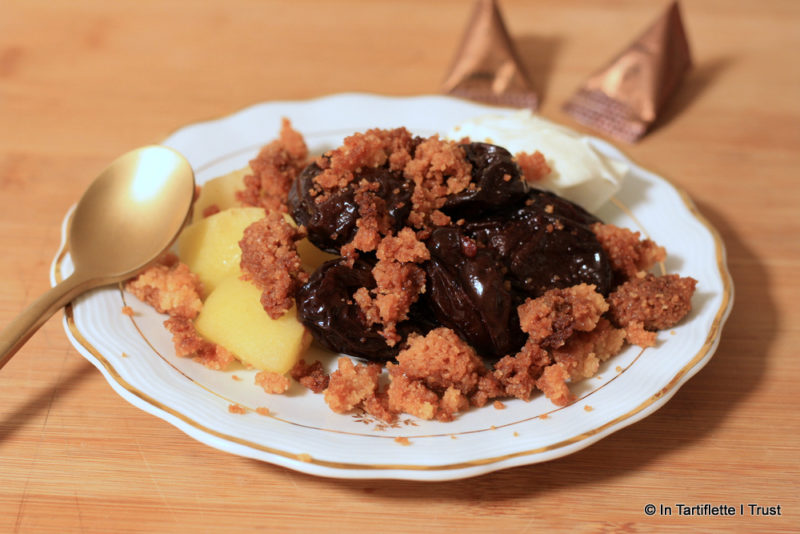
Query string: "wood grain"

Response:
xmin=1 ymin=0 xmax=798 ymax=531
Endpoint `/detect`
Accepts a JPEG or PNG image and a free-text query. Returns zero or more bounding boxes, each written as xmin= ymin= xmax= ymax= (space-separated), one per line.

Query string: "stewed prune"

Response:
xmin=292 ymin=138 xmax=614 ymax=363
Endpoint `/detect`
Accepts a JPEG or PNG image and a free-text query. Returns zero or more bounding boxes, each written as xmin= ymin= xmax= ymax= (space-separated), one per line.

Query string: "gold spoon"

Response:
xmin=0 ymin=146 xmax=195 ymax=368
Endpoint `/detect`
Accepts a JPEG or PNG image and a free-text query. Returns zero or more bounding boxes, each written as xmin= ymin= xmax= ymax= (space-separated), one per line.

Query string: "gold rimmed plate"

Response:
xmin=53 ymin=94 xmax=733 ymax=480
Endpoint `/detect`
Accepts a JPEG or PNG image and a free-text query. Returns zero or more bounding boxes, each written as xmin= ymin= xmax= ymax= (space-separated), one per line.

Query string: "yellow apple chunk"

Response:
xmin=192 ymin=166 xmax=250 ymax=223
xmin=177 ymin=206 xmax=265 ymax=296
xmin=195 ymin=277 xmax=310 ymax=374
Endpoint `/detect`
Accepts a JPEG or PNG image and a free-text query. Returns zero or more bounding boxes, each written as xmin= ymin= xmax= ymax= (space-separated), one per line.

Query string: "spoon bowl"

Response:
xmin=0 ymin=146 xmax=195 ymax=367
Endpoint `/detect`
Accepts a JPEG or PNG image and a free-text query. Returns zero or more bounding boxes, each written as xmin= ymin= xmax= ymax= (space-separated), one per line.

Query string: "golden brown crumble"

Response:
xmin=515 ymin=150 xmax=551 ymax=183
xmin=385 ymin=372 xmax=440 ymax=420
xmin=592 ymin=223 xmax=666 ymax=279
xmin=375 ymin=227 xmax=430 ymax=263
xmin=125 ymin=253 xmax=203 ymax=320
xmin=551 ymin=318 xmax=626 ymax=380
xmin=404 ymin=136 xmax=472 ymax=230
xmin=313 ymin=128 xmax=416 ymax=191
xmin=228 ymin=403 xmax=247 ymax=414
xmin=237 ymin=118 xmax=308 ymax=212
xmin=387 ymin=328 xmax=491 ymax=421
xmin=324 ymin=357 xmax=382 ymax=415
xmin=255 ymin=407 xmax=271 ymax=416
xmin=121 ymin=305 xmax=134 ymax=317
xmin=338 ymin=181 xmax=394 ymax=262
xmin=624 ymin=321 xmax=658 ymax=347
xmin=255 ymin=370 xmax=291 ymax=394
xmin=608 ymin=273 xmax=697 ymax=331
xmin=493 ymin=341 xmax=551 ymax=401
xmin=393 ymin=328 xmax=486 ymax=394
xmin=517 ymin=284 xmax=608 ymax=349
xmin=394 ymin=436 xmax=412 ymax=446
xmin=535 ymin=363 xmax=574 ymax=406
xmin=239 ymin=211 xmax=309 ymax=319
xmin=163 ymin=316 xmax=235 ymax=370
xmin=127 ymin=123 xmax=700 ymax=423
xmin=290 ymin=359 xmax=329 ymax=393
xmin=354 ymin=229 xmax=430 ymax=345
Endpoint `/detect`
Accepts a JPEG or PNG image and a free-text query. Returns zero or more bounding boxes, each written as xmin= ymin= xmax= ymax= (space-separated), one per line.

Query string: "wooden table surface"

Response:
xmin=1 ymin=0 xmax=798 ymax=531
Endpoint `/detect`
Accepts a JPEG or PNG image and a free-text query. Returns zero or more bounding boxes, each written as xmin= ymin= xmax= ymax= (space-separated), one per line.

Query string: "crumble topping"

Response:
xmin=624 ymin=321 xmax=658 ymax=347
xmin=313 ymin=128 xmax=416 ymax=191
xmin=535 ymin=363 xmax=574 ymax=407
xmin=515 ymin=150 xmax=551 ymax=183
xmin=239 ymin=211 xmax=309 ymax=319
xmin=517 ymin=284 xmax=608 ymax=349
xmin=551 ymin=318 xmax=626 ymax=380
xmin=228 ymin=403 xmax=247 ymax=414
xmin=125 ymin=253 xmax=203 ymax=319
xmin=127 ymin=254 xmax=236 ymax=371
xmin=387 ymin=328 xmax=489 ymax=422
xmin=353 ymin=229 xmax=430 ymax=345
xmin=592 ymin=222 xmax=666 ymax=279
xmin=403 ymin=136 xmax=472 ymax=230
xmin=255 ymin=370 xmax=291 ymax=394
xmin=125 ymin=122 xmax=700 ymax=424
xmin=323 ymin=357 xmax=383 ymax=415
xmin=163 ymin=316 xmax=235 ymax=370
xmin=493 ymin=341 xmax=551 ymax=402
xmin=237 ymin=118 xmax=308 ymax=212
xmin=339 ymin=181 xmax=392 ymax=261
xmin=608 ymin=273 xmax=697 ymax=331
xmin=290 ymin=359 xmax=329 ymax=393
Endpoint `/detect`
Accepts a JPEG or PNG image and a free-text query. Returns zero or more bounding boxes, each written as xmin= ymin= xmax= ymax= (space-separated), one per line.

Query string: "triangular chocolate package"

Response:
xmin=442 ymin=0 xmax=538 ymax=109
xmin=563 ymin=1 xmax=692 ymax=142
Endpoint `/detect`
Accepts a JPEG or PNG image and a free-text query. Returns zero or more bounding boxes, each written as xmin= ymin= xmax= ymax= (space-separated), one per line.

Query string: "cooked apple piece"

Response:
xmin=192 ymin=166 xmax=249 ymax=223
xmin=195 ymin=276 xmax=310 ymax=374
xmin=177 ymin=206 xmax=265 ymax=296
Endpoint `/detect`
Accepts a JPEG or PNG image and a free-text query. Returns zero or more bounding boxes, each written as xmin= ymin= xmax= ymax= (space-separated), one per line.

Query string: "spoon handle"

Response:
xmin=0 ymin=274 xmax=90 ymax=369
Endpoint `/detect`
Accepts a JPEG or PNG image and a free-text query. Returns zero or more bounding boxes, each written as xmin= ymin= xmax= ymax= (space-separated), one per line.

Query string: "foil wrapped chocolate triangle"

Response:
xmin=442 ymin=0 xmax=538 ymax=109
xmin=563 ymin=1 xmax=692 ymax=142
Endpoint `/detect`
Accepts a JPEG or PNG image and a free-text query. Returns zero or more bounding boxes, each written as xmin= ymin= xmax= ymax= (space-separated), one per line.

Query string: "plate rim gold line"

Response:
xmin=53 ymin=93 xmax=734 ymax=474
xmin=54 ymin=174 xmax=732 ymax=475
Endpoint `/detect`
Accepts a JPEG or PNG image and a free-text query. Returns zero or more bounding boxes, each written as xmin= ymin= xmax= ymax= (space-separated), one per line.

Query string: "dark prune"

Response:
xmin=288 ymin=163 xmax=412 ymax=254
xmin=423 ymin=227 xmax=525 ymax=359
xmin=295 ymin=258 xmax=414 ymax=361
xmin=291 ymin=138 xmax=614 ymax=364
xmin=466 ymin=189 xmax=613 ymax=297
xmin=443 ymin=142 xmax=529 ymax=218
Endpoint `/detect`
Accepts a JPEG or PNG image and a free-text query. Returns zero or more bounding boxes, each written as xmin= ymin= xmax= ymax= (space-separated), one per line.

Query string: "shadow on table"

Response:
xmin=514 ymin=34 xmax=563 ymax=105
xmin=652 ymin=56 xmax=735 ymax=135
xmin=278 ymin=200 xmax=773 ymax=497
xmin=0 ymin=352 xmax=95 ymax=442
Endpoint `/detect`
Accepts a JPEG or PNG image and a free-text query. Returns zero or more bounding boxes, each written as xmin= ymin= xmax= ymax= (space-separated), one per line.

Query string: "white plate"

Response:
xmin=54 ymin=94 xmax=733 ymax=480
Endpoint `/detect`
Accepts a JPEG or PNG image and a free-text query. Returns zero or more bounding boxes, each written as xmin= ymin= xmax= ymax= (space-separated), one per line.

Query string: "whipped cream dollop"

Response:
xmin=446 ymin=110 xmax=628 ymax=212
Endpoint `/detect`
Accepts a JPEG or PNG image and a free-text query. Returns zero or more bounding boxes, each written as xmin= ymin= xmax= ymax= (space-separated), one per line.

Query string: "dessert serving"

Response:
xmin=124 ymin=112 xmax=697 ymax=424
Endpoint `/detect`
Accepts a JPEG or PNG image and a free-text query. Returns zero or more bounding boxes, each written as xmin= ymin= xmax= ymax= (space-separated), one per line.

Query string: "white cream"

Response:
xmin=446 ymin=110 xmax=627 ymax=212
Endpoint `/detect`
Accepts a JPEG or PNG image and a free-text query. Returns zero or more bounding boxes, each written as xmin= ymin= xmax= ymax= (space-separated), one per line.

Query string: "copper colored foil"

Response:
xmin=442 ymin=0 xmax=538 ymax=109
xmin=563 ymin=1 xmax=692 ymax=142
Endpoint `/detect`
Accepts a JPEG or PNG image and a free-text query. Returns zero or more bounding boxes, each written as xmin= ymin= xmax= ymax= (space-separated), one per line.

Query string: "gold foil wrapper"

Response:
xmin=442 ymin=0 xmax=538 ymax=109
xmin=563 ymin=1 xmax=692 ymax=142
